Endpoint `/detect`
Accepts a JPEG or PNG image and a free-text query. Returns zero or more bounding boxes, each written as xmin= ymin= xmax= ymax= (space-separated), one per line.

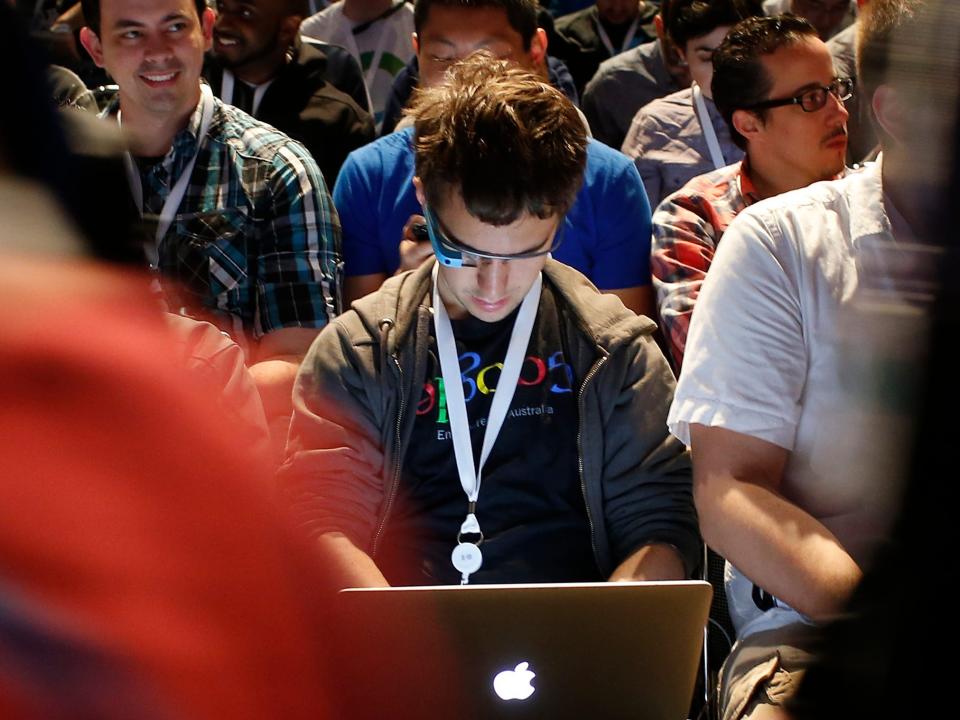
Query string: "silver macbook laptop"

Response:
xmin=330 ymin=581 xmax=712 ymax=719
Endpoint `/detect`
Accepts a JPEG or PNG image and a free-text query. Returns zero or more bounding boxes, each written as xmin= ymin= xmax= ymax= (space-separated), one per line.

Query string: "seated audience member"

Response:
xmin=653 ymin=14 xmax=850 ymax=369
xmin=668 ymin=1 xmax=929 ymax=717
xmin=581 ymin=0 xmax=691 ymax=150
xmin=622 ymin=0 xmax=763 ymax=209
xmin=300 ymin=0 xmax=416 ymax=131
xmin=1 ymin=9 xmax=333 ymax=716
xmin=552 ymin=0 xmax=658 ymax=94
xmin=280 ymin=56 xmax=698 ymax=590
xmin=764 ymin=0 xmax=857 ymax=39
xmin=78 ymin=0 xmax=343 ymax=422
xmin=828 ymin=0 xmax=877 ymax=162
xmin=206 ymin=0 xmax=375 ymax=183
xmin=336 ymin=0 xmax=656 ymax=317
xmin=379 ymin=47 xmax=579 ymax=136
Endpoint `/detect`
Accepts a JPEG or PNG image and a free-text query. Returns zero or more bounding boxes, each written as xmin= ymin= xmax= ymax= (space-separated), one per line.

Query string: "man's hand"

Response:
xmin=690 ymin=424 xmax=863 ymax=621
xmin=397 ymin=214 xmax=435 ymax=273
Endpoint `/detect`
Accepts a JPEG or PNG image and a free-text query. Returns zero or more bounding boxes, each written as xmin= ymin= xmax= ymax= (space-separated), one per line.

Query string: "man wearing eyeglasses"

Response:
xmin=279 ymin=56 xmax=699 ymax=591
xmin=668 ymin=3 xmax=927 ymax=719
xmin=651 ymin=14 xmax=850 ymax=369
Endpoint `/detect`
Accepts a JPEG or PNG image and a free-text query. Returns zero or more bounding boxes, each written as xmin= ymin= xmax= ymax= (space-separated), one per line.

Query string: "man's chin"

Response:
xmin=468 ymin=297 xmax=520 ymax=323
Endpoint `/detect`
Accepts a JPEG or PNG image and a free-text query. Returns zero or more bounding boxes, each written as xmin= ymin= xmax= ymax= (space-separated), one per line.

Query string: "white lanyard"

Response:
xmin=121 ymin=84 xmax=215 ymax=267
xmin=692 ymin=81 xmax=726 ymax=171
xmin=595 ymin=14 xmax=640 ymax=57
xmin=431 ymin=263 xmax=542 ymax=584
xmin=220 ymin=70 xmax=271 ymax=116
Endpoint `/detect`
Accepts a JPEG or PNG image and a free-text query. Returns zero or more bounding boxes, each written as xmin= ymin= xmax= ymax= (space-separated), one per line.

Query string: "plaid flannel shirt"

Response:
xmin=138 ymin=94 xmax=342 ymax=340
xmin=651 ymin=160 xmax=759 ymax=370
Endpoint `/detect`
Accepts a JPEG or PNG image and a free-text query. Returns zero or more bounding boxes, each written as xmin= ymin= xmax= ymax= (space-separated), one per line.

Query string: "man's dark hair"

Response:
xmin=664 ymin=0 xmax=764 ymax=49
xmin=857 ymin=0 xmax=924 ymax=104
xmin=413 ymin=0 xmax=538 ymax=50
xmin=712 ymin=14 xmax=818 ymax=149
xmin=81 ymin=0 xmax=208 ymax=35
xmin=409 ymin=53 xmax=587 ymax=225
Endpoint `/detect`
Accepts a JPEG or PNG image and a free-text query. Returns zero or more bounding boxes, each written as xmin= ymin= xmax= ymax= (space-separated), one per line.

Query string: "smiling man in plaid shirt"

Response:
xmin=651 ymin=14 xmax=849 ymax=369
xmin=79 ymin=0 xmax=342 ymax=420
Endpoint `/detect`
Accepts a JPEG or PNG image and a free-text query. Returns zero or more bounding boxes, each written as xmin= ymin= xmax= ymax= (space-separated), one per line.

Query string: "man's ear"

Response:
xmin=654 ymin=13 xmax=665 ymax=42
xmin=872 ymin=84 xmax=906 ymax=143
xmin=413 ymin=176 xmax=426 ymax=207
xmin=732 ymin=108 xmax=763 ymax=145
xmin=201 ymin=6 xmax=216 ymax=50
xmin=79 ymin=26 xmax=105 ymax=67
xmin=529 ymin=27 xmax=548 ymax=65
xmin=412 ymin=32 xmax=420 ymax=56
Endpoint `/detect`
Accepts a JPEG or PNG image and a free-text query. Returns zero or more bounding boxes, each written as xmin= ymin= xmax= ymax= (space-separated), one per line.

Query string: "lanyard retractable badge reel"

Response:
xmin=121 ymin=83 xmax=216 ymax=268
xmin=692 ymin=81 xmax=727 ymax=171
xmin=431 ymin=263 xmax=542 ymax=584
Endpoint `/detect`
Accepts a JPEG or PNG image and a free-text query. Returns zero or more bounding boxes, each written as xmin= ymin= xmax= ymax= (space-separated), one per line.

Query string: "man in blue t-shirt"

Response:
xmin=334 ymin=0 xmax=655 ymax=317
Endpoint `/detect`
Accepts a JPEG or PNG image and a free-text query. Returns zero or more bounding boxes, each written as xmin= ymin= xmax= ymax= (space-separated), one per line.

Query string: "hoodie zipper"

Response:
xmin=371 ymin=353 xmax=405 ymax=558
xmin=577 ymin=353 xmax=607 ymax=572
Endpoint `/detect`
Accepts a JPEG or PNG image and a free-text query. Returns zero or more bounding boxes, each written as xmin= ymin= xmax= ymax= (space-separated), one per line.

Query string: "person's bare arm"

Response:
xmin=690 ymin=424 xmax=862 ymax=621
xmin=317 ymin=533 xmax=390 ymax=589
xmin=249 ymin=327 xmax=320 ymax=420
xmin=606 ymin=285 xmax=655 ymax=318
xmin=609 ymin=543 xmax=686 ymax=582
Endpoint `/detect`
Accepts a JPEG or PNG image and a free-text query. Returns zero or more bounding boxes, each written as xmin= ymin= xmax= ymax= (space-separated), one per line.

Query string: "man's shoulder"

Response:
xmin=554 ymin=5 xmax=597 ymax=40
xmin=544 ymin=260 xmax=657 ymax=348
xmin=740 ymin=167 xmax=869 ymax=229
xmin=209 ymin=99 xmax=312 ymax=158
xmin=638 ymin=87 xmax=693 ymax=123
xmin=588 ymin=40 xmax=659 ymax=86
xmin=300 ymin=3 xmax=344 ymax=37
xmin=665 ymin=163 xmax=741 ymax=203
xmin=585 ymin=137 xmax=634 ymax=172
xmin=339 ymin=127 xmax=413 ymax=183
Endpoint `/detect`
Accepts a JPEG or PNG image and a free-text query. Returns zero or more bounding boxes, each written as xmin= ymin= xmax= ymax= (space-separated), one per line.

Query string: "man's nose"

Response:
xmin=829 ymin=90 xmax=850 ymax=123
xmin=475 ymin=259 xmax=509 ymax=299
xmin=144 ymin=33 xmax=175 ymax=61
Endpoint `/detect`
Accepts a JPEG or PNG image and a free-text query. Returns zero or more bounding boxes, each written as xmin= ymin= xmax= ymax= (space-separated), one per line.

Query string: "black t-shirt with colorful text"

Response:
xmin=379 ymin=284 xmax=601 ymax=585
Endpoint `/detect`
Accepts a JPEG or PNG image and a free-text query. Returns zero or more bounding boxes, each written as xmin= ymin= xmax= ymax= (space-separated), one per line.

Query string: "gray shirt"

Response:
xmin=622 ymin=87 xmax=743 ymax=210
xmin=581 ymin=39 xmax=684 ymax=150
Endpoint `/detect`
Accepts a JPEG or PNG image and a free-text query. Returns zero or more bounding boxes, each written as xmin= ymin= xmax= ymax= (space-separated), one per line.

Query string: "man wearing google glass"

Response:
xmin=279 ymin=55 xmax=698 ymax=589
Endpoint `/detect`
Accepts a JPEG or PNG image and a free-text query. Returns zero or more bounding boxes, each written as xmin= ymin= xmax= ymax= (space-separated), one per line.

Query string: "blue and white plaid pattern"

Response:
xmin=138 ymin=96 xmax=342 ymax=339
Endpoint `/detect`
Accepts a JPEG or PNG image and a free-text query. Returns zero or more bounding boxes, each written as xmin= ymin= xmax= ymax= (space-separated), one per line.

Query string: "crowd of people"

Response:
xmin=3 ymin=0 xmax=955 ymax=717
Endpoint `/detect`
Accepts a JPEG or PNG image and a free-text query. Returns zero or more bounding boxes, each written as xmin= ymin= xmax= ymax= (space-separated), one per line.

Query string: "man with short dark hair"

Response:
xmin=763 ymin=0 xmax=857 ymax=39
xmin=78 ymin=0 xmax=342 ymax=421
xmin=300 ymin=0 xmax=416 ymax=131
xmin=670 ymin=1 xmax=931 ymax=718
xmin=581 ymin=0 xmax=691 ymax=150
xmin=652 ymin=14 xmax=850 ymax=369
xmin=622 ymin=0 xmax=764 ymax=208
xmin=280 ymin=56 xmax=698 ymax=590
xmin=336 ymin=0 xmax=657 ymax=318
xmin=206 ymin=0 xmax=375 ymax=183
xmin=552 ymin=0 xmax=658 ymax=93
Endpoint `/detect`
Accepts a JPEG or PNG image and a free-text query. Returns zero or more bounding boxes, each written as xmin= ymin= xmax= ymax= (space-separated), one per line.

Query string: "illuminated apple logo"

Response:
xmin=493 ymin=662 xmax=536 ymax=701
